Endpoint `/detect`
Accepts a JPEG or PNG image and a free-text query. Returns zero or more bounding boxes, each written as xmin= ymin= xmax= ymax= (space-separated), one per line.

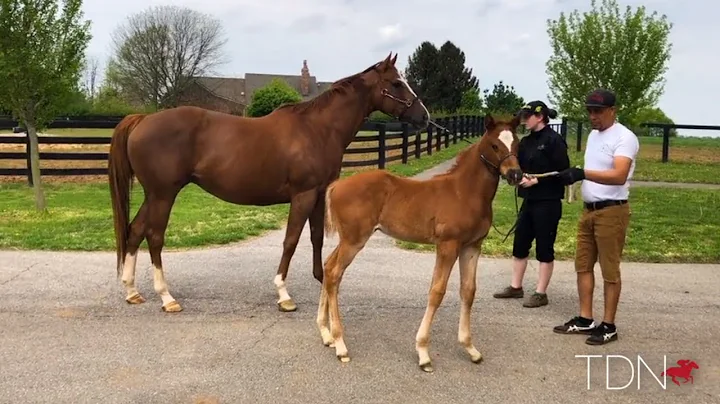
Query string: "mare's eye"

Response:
xmin=392 ymin=81 xmax=403 ymax=88
xmin=492 ymin=144 xmax=499 ymax=151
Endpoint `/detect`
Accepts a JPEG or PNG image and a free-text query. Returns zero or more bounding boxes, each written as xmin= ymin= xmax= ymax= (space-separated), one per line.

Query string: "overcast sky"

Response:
xmin=82 ymin=0 xmax=717 ymax=136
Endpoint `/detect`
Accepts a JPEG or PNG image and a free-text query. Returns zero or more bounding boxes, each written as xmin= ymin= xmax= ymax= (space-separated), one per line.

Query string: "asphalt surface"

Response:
xmin=1 ymin=163 xmax=719 ymax=404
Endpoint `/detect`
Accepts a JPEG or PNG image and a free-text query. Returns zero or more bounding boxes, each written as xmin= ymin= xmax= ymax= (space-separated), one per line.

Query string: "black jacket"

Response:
xmin=517 ymin=125 xmax=570 ymax=201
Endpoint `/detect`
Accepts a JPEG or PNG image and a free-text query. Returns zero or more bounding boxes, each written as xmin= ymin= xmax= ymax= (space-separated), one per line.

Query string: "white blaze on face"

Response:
xmin=499 ymin=130 xmax=514 ymax=152
xmin=398 ymin=72 xmax=430 ymax=119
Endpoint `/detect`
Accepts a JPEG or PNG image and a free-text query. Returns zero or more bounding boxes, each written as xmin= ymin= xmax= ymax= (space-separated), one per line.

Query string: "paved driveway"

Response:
xmin=1 ymin=162 xmax=718 ymax=404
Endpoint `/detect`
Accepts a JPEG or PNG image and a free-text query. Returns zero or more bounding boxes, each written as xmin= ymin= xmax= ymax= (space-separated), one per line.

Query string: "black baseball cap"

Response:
xmin=585 ymin=89 xmax=616 ymax=108
xmin=518 ymin=100 xmax=549 ymax=117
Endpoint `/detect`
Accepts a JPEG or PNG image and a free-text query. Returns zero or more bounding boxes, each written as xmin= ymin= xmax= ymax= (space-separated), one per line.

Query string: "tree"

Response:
xmin=0 ymin=0 xmax=92 ymax=210
xmin=108 ymin=5 xmax=227 ymax=110
xmin=483 ymin=81 xmax=524 ymax=116
xmin=626 ymin=106 xmax=677 ymax=137
xmin=459 ymin=88 xmax=484 ymax=113
xmin=246 ymin=79 xmax=302 ymax=118
xmin=404 ymin=40 xmax=479 ymax=112
xmin=545 ymin=0 xmax=673 ymax=121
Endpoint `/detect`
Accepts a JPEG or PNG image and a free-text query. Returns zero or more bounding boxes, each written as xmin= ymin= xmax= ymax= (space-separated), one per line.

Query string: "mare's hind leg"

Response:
xmin=416 ymin=241 xmax=459 ymax=372
xmin=458 ymin=244 xmax=483 ymax=364
xmin=145 ymin=192 xmax=182 ymax=313
xmin=308 ymin=194 xmax=326 ymax=283
xmin=274 ymin=190 xmax=317 ymax=312
xmin=122 ymin=200 xmax=148 ymax=304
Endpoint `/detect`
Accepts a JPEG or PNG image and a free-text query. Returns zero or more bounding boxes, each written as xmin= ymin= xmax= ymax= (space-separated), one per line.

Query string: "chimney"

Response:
xmin=300 ymin=60 xmax=310 ymax=96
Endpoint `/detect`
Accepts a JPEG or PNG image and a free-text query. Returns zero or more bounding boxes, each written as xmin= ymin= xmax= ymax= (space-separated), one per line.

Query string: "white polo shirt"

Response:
xmin=581 ymin=122 xmax=640 ymax=203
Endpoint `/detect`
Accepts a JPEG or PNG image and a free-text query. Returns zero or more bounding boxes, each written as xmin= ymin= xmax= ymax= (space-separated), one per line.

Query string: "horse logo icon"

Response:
xmin=661 ymin=359 xmax=699 ymax=386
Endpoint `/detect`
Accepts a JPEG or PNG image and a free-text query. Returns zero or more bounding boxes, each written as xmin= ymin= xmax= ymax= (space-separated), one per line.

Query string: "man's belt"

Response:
xmin=584 ymin=199 xmax=628 ymax=211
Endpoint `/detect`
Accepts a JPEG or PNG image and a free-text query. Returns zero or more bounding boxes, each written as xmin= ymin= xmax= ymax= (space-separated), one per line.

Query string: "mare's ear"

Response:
xmin=390 ymin=52 xmax=398 ymax=65
xmin=378 ymin=52 xmax=393 ymax=70
xmin=484 ymin=113 xmax=496 ymax=131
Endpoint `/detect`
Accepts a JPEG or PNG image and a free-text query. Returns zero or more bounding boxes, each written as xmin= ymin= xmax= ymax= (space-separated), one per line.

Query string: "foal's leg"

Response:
xmin=308 ymin=194 xmax=325 ymax=283
xmin=146 ymin=193 xmax=182 ymax=313
xmin=416 ymin=241 xmax=459 ymax=372
xmin=458 ymin=244 xmax=483 ymax=364
xmin=316 ymin=247 xmax=338 ymax=347
xmin=122 ymin=200 xmax=148 ymax=304
xmin=327 ymin=240 xmax=366 ymax=362
xmin=274 ymin=190 xmax=317 ymax=312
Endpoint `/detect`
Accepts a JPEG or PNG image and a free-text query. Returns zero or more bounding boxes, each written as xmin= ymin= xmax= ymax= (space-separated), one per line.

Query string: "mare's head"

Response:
xmin=479 ymin=113 xmax=523 ymax=185
xmin=363 ymin=53 xmax=430 ymax=130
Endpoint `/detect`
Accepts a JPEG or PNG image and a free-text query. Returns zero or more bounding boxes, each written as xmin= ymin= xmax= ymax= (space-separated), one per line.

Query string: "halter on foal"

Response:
xmin=317 ymin=114 xmax=523 ymax=371
xmin=108 ymin=52 xmax=429 ymax=313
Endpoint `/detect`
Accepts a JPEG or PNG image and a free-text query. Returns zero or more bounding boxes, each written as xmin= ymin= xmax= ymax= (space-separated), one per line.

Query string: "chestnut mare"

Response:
xmin=316 ymin=114 xmax=524 ymax=372
xmin=108 ymin=53 xmax=429 ymax=313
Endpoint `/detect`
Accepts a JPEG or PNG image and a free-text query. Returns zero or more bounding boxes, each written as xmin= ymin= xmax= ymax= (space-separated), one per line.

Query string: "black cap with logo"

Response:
xmin=518 ymin=100 xmax=549 ymax=117
xmin=585 ymin=89 xmax=616 ymax=108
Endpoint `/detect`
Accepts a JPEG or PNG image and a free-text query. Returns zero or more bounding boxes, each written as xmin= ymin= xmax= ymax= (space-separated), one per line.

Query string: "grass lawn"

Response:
xmin=0 ymin=137 xmax=478 ymax=251
xmin=564 ymin=133 xmax=720 ymax=184
xmin=396 ymin=184 xmax=720 ymax=264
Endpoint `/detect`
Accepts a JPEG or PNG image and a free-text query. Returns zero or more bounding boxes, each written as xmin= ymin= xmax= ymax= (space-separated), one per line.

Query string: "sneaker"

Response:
xmin=523 ymin=292 xmax=548 ymax=308
xmin=493 ymin=286 xmax=524 ymax=299
xmin=585 ymin=322 xmax=618 ymax=345
xmin=553 ymin=316 xmax=597 ymax=335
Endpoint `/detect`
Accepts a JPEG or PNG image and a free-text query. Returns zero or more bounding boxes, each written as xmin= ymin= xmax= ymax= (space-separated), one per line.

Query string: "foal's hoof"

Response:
xmin=337 ymin=354 xmax=351 ymax=363
xmin=419 ymin=362 xmax=434 ymax=373
xmin=471 ymin=352 xmax=483 ymax=364
xmin=278 ymin=299 xmax=297 ymax=312
xmin=125 ymin=293 xmax=145 ymax=305
xmin=162 ymin=300 xmax=183 ymax=313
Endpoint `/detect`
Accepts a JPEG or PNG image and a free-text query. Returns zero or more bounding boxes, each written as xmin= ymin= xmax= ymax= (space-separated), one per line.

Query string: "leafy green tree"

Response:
xmin=483 ymin=81 xmax=524 ymax=115
xmin=0 ymin=0 xmax=92 ymax=210
xmin=626 ymin=106 xmax=677 ymax=137
xmin=404 ymin=40 xmax=479 ymax=112
xmin=246 ymin=79 xmax=302 ymax=117
xmin=458 ymin=88 xmax=484 ymax=113
xmin=546 ymin=0 xmax=673 ymax=121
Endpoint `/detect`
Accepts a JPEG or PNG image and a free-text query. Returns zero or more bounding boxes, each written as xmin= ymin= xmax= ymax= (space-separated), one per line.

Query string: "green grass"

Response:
xmin=563 ymin=133 xmax=720 ymax=184
xmin=0 ymin=138 xmax=477 ymax=251
xmin=396 ymin=184 xmax=720 ymax=264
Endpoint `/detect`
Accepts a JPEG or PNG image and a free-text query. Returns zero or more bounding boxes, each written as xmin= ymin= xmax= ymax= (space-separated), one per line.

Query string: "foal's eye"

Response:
xmin=492 ymin=144 xmax=499 ymax=151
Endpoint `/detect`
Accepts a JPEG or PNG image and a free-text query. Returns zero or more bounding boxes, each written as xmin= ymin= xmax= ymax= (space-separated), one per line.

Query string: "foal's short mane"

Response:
xmin=275 ymin=63 xmax=380 ymax=115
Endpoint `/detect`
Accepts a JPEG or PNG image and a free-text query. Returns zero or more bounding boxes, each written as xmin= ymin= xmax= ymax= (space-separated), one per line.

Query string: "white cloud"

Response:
xmin=79 ymin=0 xmax=719 ymax=133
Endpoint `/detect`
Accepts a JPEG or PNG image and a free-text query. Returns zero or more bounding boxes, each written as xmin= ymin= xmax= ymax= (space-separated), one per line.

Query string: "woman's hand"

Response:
xmin=519 ymin=176 xmax=538 ymax=188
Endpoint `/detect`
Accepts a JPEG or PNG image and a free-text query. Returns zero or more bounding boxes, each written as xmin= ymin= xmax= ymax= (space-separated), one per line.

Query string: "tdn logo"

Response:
xmin=576 ymin=355 xmax=700 ymax=390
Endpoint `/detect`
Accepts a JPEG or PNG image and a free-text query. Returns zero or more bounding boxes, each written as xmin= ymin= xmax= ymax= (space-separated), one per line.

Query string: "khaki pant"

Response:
xmin=574 ymin=203 xmax=631 ymax=283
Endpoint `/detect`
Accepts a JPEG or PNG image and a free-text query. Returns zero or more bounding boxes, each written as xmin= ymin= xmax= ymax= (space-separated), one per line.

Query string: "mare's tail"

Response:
xmin=108 ymin=114 xmax=147 ymax=276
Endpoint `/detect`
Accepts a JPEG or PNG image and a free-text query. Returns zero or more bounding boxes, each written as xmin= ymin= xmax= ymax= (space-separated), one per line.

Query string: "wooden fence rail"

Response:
xmin=0 ymin=114 xmax=485 ymax=185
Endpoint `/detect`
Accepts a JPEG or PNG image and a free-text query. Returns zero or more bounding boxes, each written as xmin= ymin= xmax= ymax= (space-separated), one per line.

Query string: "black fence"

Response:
xmin=0 ymin=115 xmax=485 ymax=185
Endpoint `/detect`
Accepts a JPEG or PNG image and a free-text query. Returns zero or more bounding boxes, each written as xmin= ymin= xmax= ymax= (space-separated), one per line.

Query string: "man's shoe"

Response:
xmin=523 ymin=292 xmax=548 ymax=308
xmin=585 ymin=322 xmax=618 ymax=345
xmin=553 ymin=316 xmax=596 ymax=335
xmin=493 ymin=286 xmax=523 ymax=299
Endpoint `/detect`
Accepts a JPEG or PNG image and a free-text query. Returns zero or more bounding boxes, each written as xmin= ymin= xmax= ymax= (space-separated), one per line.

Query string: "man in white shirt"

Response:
xmin=551 ymin=89 xmax=639 ymax=346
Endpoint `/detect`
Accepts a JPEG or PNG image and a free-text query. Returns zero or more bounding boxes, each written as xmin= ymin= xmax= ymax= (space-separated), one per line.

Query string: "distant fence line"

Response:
xmin=0 ymin=114 xmax=486 ymax=185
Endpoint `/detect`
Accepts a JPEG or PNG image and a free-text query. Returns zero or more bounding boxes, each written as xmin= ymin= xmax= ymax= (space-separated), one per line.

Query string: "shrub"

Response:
xmin=246 ymin=78 xmax=302 ymax=117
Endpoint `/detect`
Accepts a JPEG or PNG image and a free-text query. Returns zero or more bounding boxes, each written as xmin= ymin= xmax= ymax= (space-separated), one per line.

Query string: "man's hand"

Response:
xmin=558 ymin=167 xmax=585 ymax=185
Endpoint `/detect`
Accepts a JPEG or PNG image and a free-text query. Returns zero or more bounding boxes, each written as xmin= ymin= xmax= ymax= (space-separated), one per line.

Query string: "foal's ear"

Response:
xmin=484 ymin=113 xmax=496 ymax=131
xmin=510 ymin=114 xmax=521 ymax=130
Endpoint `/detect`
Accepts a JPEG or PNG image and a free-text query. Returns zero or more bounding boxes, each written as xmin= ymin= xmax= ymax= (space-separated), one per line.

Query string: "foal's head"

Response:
xmin=479 ymin=114 xmax=523 ymax=185
xmin=363 ymin=53 xmax=430 ymax=130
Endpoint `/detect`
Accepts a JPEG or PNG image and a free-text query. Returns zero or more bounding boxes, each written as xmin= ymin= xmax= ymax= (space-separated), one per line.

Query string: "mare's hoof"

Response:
xmin=125 ymin=293 xmax=146 ymax=305
xmin=162 ymin=300 xmax=183 ymax=313
xmin=420 ymin=362 xmax=434 ymax=373
xmin=337 ymin=355 xmax=351 ymax=363
xmin=278 ymin=299 xmax=297 ymax=312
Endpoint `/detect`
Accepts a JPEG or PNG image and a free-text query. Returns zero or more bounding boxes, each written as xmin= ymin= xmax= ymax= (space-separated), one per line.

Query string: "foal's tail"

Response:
xmin=324 ymin=181 xmax=339 ymax=237
xmin=108 ymin=114 xmax=147 ymax=276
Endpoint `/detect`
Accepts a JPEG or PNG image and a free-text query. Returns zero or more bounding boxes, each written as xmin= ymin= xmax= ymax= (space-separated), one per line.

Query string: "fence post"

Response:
xmin=662 ymin=125 xmax=670 ymax=163
xmin=414 ymin=127 xmax=422 ymax=159
xmin=401 ymin=122 xmax=409 ymax=164
xmin=480 ymin=115 xmax=485 ymax=136
xmin=378 ymin=123 xmax=386 ymax=169
xmin=426 ymin=125 xmax=433 ymax=156
xmin=560 ymin=117 xmax=568 ymax=142
xmin=24 ymin=132 xmax=33 ymax=186
xmin=444 ymin=117 xmax=450 ymax=148
xmin=576 ymin=121 xmax=582 ymax=152
xmin=436 ymin=118 xmax=443 ymax=151
xmin=452 ymin=116 xmax=458 ymax=144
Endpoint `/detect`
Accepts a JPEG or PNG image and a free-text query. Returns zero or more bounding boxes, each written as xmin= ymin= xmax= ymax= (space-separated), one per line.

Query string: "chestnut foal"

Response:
xmin=316 ymin=114 xmax=524 ymax=372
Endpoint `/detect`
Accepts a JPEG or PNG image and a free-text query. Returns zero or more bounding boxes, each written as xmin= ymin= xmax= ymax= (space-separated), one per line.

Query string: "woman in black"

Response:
xmin=493 ymin=100 xmax=570 ymax=308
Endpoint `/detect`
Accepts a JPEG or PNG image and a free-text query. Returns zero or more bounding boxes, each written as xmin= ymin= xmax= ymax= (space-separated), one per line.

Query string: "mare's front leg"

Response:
xmin=308 ymin=192 xmax=325 ymax=283
xmin=458 ymin=244 xmax=483 ymax=364
xmin=274 ymin=189 xmax=317 ymax=312
xmin=416 ymin=241 xmax=459 ymax=372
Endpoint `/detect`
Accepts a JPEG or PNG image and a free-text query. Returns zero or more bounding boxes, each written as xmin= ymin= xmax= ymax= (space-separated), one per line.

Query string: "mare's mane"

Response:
xmin=275 ymin=62 xmax=381 ymax=115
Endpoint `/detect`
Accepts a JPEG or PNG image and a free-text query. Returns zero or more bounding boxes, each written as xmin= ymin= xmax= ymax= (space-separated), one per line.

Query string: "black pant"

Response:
xmin=512 ymin=199 xmax=562 ymax=263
